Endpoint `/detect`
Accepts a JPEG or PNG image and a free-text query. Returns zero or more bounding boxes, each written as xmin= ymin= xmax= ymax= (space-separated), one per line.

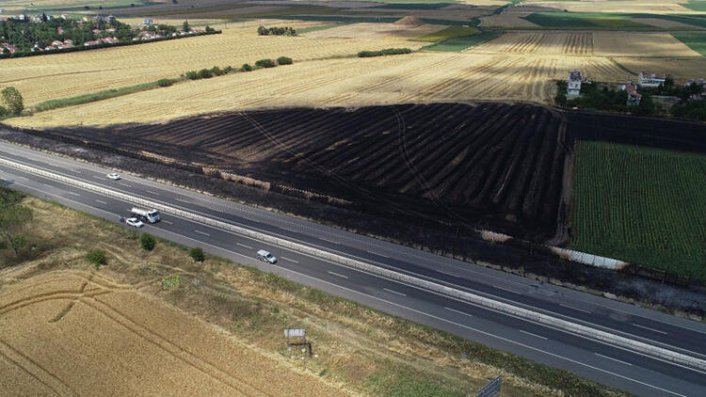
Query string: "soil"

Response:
xmin=2 ymin=102 xmax=706 ymax=317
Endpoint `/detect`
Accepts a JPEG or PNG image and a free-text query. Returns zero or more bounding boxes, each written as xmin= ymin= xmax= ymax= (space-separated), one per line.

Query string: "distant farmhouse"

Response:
xmin=567 ymin=70 xmax=582 ymax=97
xmin=638 ymin=71 xmax=667 ymax=88
xmin=622 ymin=81 xmax=642 ymax=106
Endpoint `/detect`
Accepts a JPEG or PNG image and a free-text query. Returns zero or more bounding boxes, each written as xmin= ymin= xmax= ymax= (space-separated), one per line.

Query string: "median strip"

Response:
xmin=2 ymin=156 xmax=705 ymax=373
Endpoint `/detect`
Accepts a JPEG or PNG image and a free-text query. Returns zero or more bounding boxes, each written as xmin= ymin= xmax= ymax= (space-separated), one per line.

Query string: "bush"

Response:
xmin=276 ymin=56 xmax=293 ymax=65
xmin=1 ymin=87 xmax=24 ymax=115
xmin=189 ymin=247 xmax=205 ymax=262
xmin=255 ymin=59 xmax=276 ymax=68
xmin=210 ymin=66 xmax=224 ymax=76
xmin=87 ymin=249 xmax=107 ymax=267
xmin=157 ymin=78 xmax=175 ymax=87
xmin=185 ymin=70 xmax=200 ymax=80
xmin=223 ymin=65 xmax=235 ymax=74
xmin=140 ymin=233 xmax=156 ymax=251
xmin=242 ymin=63 xmax=253 ymax=72
xmin=197 ymin=68 xmax=213 ymax=79
xmin=0 ymin=106 xmax=8 ymax=118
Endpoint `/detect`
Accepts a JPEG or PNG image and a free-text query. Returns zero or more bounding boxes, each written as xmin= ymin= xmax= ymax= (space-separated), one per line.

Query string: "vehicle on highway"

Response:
xmin=256 ymin=249 xmax=277 ymax=264
xmin=107 ymin=172 xmax=121 ymax=180
xmin=125 ymin=217 xmax=144 ymax=228
xmin=130 ymin=207 xmax=161 ymax=223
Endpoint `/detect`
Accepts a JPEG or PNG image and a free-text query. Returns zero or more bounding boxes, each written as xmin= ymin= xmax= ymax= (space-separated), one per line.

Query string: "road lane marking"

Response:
xmin=95 ymin=199 xmax=107 ymax=205
xmin=520 ymin=330 xmax=548 ymax=340
xmin=42 ymin=183 xmax=53 ymax=187
xmin=237 ymin=242 xmax=253 ymax=249
xmin=327 ymin=271 xmax=348 ymax=279
xmin=66 ymin=191 xmax=80 ymax=197
xmin=278 ymin=267 xmax=686 ymax=397
xmin=632 ymin=323 xmax=668 ymax=335
xmin=367 ymin=250 xmax=389 ymax=258
xmin=161 ymin=220 xmax=173 ymax=225
xmin=118 ymin=182 xmax=132 ymax=188
xmin=194 ymin=229 xmax=210 ymax=237
xmin=281 ymin=257 xmax=299 ymax=264
xmin=92 ymin=175 xmax=104 ymax=180
xmin=445 ymin=307 xmax=473 ymax=318
xmin=595 ymin=353 xmax=633 ymax=366
xmin=146 ymin=190 xmax=160 ymax=196
xmin=319 ymin=237 xmax=340 ymax=244
xmin=383 ymin=288 xmax=406 ymax=297
xmin=71 ymin=169 xmax=82 ymax=174
xmin=560 ymin=303 xmax=592 ymax=314
xmin=175 ymin=198 xmax=191 ymax=204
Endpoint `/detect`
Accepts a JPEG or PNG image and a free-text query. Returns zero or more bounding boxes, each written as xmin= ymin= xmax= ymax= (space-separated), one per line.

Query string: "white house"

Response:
xmin=567 ymin=70 xmax=582 ymax=97
xmin=638 ymin=71 xmax=667 ymax=88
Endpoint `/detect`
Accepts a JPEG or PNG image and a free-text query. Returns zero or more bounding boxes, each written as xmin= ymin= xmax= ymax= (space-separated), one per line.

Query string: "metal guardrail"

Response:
xmin=2 ymin=156 xmax=705 ymax=372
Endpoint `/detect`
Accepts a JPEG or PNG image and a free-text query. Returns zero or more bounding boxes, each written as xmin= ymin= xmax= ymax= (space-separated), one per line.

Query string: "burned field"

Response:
xmin=38 ymin=103 xmax=569 ymax=241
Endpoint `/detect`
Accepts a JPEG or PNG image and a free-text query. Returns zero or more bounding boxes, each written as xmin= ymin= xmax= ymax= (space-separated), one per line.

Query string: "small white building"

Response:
xmin=143 ymin=17 xmax=154 ymax=26
xmin=638 ymin=71 xmax=667 ymax=88
xmin=567 ymin=70 xmax=582 ymax=97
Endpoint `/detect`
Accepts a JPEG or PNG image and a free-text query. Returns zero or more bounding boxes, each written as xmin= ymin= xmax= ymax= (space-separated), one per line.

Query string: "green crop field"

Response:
xmin=423 ymin=31 xmax=499 ymax=51
xmin=684 ymin=0 xmax=706 ymax=12
xmin=571 ymin=141 xmax=706 ymax=282
xmin=673 ymin=32 xmax=706 ymax=56
xmin=524 ymin=12 xmax=650 ymax=29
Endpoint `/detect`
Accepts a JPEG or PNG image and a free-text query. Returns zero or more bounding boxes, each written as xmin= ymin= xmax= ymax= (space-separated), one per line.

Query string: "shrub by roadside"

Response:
xmin=358 ymin=48 xmax=412 ymax=58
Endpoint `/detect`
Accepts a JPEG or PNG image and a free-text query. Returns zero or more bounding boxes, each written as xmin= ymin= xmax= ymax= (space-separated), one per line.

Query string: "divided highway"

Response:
xmin=1 ymin=141 xmax=706 ymax=397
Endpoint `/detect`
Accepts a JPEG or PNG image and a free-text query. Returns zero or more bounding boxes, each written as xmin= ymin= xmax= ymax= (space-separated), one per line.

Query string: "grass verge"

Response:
xmin=571 ymin=141 xmax=706 ymax=283
xmin=415 ymin=25 xmax=480 ymax=42
xmin=523 ymin=12 xmax=651 ymax=29
xmin=0 ymin=190 xmax=627 ymax=397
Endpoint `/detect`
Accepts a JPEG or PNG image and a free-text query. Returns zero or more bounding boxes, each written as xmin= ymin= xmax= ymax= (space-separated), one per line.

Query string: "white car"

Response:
xmin=107 ymin=172 xmax=121 ymax=180
xmin=256 ymin=249 xmax=277 ymax=264
xmin=125 ymin=217 xmax=144 ymax=228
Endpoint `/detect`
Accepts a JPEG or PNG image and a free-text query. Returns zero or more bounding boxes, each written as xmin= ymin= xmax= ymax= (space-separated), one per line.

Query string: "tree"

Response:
xmin=241 ymin=63 xmax=252 ymax=72
xmin=257 ymin=26 xmax=268 ymax=36
xmin=0 ymin=188 xmax=32 ymax=257
xmin=1 ymin=87 xmax=24 ymax=115
xmin=0 ymin=106 xmax=8 ymax=118
xmin=182 ymin=20 xmax=191 ymax=32
xmin=140 ymin=233 xmax=156 ymax=251
xmin=189 ymin=247 xmax=205 ymax=262
xmin=255 ymin=59 xmax=276 ymax=68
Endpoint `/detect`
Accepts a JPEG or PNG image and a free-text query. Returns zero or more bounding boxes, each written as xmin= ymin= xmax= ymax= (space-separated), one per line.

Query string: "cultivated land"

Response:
xmin=0 ymin=19 xmax=436 ymax=108
xmin=0 ymin=195 xmax=621 ymax=397
xmin=518 ymin=0 xmax=702 ymax=14
xmin=0 ymin=271 xmax=348 ymax=396
xmin=571 ymin=141 xmax=706 ymax=283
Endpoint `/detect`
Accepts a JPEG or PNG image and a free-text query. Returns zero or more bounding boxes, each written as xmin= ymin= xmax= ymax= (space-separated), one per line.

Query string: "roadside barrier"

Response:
xmin=1 ymin=156 xmax=704 ymax=372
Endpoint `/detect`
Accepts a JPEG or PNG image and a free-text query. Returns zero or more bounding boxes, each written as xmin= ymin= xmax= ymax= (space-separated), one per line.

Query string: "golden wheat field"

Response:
xmin=0 ymin=19 xmax=437 ymax=107
xmin=0 ymin=270 xmax=348 ymax=396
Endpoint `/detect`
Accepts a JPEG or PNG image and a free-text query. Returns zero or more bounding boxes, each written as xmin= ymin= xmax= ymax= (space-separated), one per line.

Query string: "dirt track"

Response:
xmin=0 ymin=270 xmax=349 ymax=397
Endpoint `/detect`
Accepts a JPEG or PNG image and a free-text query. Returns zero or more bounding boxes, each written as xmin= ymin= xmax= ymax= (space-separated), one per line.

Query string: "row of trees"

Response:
xmin=257 ymin=26 xmax=296 ymax=36
xmin=0 ymin=87 xmax=24 ymax=118
xmin=357 ymin=48 xmax=412 ymax=58
xmin=182 ymin=57 xmax=294 ymax=81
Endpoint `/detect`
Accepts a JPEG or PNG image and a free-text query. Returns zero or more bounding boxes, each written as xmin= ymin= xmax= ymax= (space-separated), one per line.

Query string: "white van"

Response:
xmin=256 ymin=249 xmax=277 ymax=264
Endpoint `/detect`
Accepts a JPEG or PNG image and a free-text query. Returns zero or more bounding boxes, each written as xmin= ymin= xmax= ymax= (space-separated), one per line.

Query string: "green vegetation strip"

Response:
xmin=297 ymin=23 xmax=348 ymax=34
xmin=571 ymin=141 xmax=706 ymax=283
xmin=673 ymin=32 xmax=706 ymax=57
xmin=424 ymin=31 xmax=499 ymax=52
xmin=524 ymin=12 xmax=651 ymax=29
xmin=34 ymin=80 xmax=170 ymax=113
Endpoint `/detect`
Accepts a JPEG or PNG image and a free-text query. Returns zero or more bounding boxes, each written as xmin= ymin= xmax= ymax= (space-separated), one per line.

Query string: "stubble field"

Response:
xmin=0 ymin=270 xmax=348 ymax=396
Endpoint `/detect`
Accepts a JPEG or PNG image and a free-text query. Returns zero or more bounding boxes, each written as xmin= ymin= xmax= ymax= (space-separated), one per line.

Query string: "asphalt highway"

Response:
xmin=1 ymin=141 xmax=706 ymax=397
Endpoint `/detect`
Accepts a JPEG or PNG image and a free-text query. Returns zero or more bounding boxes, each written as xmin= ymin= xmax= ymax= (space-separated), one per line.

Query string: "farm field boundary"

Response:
xmin=673 ymin=32 xmax=706 ymax=56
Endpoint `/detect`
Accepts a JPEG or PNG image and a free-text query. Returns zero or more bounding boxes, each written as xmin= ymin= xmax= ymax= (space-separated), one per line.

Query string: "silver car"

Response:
xmin=125 ymin=217 xmax=144 ymax=228
xmin=256 ymin=249 xmax=277 ymax=264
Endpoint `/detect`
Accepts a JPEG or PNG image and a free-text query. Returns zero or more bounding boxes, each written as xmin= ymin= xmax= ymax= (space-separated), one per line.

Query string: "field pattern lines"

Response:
xmin=85 ymin=298 xmax=274 ymax=397
xmin=0 ymin=338 xmax=77 ymax=396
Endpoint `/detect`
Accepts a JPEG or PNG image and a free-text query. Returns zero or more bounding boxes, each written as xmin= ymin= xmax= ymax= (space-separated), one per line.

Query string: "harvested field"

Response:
xmin=479 ymin=12 xmax=541 ymax=29
xmin=19 ymin=103 xmax=570 ymax=241
xmin=303 ymin=20 xmax=444 ymax=39
xmin=7 ymin=45 xmax=633 ymax=128
xmin=0 ymin=19 xmax=429 ymax=107
xmin=0 ymin=270 xmax=348 ymax=396
xmin=471 ymin=32 xmax=594 ymax=55
xmin=593 ymin=32 xmax=702 ymax=58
